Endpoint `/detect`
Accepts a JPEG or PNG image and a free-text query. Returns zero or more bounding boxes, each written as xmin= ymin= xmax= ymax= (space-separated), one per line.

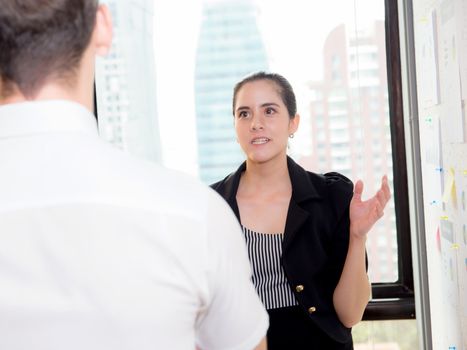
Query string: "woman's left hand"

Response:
xmin=349 ymin=175 xmax=391 ymax=238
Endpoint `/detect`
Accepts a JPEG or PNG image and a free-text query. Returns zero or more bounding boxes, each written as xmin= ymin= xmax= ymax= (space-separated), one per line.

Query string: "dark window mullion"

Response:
xmin=363 ymin=0 xmax=415 ymax=321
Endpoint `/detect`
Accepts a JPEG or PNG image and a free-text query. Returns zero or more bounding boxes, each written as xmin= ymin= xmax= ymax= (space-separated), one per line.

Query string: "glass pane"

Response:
xmin=95 ymin=0 xmax=398 ymax=283
xmin=353 ymin=320 xmax=419 ymax=350
xmin=95 ymin=1 xmax=161 ymax=162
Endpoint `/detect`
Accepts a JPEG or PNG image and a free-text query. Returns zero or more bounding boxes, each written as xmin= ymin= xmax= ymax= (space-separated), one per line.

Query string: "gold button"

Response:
xmin=308 ymin=306 xmax=317 ymax=314
xmin=295 ymin=285 xmax=304 ymax=293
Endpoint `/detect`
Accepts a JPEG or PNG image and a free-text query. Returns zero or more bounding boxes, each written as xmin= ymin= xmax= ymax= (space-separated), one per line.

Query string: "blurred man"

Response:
xmin=0 ymin=1 xmax=268 ymax=349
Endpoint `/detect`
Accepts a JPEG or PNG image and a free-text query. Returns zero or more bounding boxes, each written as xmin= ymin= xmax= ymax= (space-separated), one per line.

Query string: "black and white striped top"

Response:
xmin=242 ymin=226 xmax=298 ymax=310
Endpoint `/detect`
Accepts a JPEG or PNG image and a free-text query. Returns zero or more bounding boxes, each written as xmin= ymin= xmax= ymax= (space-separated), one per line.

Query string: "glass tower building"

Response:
xmin=194 ymin=0 xmax=268 ymax=184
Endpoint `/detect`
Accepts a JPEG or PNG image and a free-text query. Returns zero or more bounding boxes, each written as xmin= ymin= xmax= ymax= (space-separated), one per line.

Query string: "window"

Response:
xmin=95 ymin=0 xmax=415 ymax=344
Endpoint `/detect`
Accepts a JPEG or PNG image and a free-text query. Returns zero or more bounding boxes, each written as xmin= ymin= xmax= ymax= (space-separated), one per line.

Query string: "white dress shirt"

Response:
xmin=0 ymin=100 xmax=268 ymax=350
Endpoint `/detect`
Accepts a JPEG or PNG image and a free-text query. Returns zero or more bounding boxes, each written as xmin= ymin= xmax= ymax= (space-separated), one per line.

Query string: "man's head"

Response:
xmin=0 ymin=0 xmax=111 ymax=105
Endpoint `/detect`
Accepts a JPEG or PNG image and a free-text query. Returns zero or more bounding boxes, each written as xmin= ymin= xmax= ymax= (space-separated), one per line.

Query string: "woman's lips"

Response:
xmin=251 ymin=137 xmax=270 ymax=145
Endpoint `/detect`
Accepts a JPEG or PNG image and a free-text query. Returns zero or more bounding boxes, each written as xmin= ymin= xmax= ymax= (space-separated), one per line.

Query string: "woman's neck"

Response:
xmin=240 ymin=156 xmax=291 ymax=194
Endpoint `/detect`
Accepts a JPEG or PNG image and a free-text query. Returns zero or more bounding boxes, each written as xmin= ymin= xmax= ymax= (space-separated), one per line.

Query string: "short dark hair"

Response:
xmin=0 ymin=0 xmax=99 ymax=99
xmin=232 ymin=71 xmax=297 ymax=119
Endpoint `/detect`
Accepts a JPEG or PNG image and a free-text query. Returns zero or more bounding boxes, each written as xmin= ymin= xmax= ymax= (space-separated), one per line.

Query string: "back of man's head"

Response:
xmin=0 ymin=0 xmax=98 ymax=100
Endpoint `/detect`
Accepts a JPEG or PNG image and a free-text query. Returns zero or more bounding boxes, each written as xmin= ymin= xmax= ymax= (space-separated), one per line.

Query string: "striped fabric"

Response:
xmin=242 ymin=226 xmax=298 ymax=310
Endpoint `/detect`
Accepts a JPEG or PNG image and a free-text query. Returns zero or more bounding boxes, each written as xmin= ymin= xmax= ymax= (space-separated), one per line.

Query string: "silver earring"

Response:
xmin=289 ymin=133 xmax=294 ymax=138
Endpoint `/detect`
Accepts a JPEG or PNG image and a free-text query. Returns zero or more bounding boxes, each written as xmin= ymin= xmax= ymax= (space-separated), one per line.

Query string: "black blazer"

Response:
xmin=211 ymin=156 xmax=354 ymax=344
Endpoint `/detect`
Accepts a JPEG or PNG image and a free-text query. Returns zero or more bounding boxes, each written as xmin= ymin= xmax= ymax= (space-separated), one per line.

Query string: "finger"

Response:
xmin=353 ymin=180 xmax=364 ymax=201
xmin=374 ymin=201 xmax=384 ymax=219
xmin=382 ymin=175 xmax=391 ymax=200
xmin=378 ymin=206 xmax=384 ymax=219
xmin=376 ymin=189 xmax=388 ymax=208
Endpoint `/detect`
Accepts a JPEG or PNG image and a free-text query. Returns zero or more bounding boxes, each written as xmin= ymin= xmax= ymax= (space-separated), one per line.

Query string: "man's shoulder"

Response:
xmin=84 ymin=141 xmax=217 ymax=219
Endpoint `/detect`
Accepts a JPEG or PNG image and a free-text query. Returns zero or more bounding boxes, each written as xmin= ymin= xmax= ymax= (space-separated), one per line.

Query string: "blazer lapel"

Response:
xmin=282 ymin=156 xmax=322 ymax=252
xmin=214 ymin=161 xmax=246 ymax=222
xmin=282 ymin=198 xmax=310 ymax=251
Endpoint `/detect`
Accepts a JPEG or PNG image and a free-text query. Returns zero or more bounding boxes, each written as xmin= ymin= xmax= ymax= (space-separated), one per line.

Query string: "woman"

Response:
xmin=211 ymin=72 xmax=391 ymax=349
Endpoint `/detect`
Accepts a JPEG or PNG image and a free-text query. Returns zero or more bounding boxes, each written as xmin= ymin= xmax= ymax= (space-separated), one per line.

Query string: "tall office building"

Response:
xmin=95 ymin=0 xmax=161 ymax=163
xmin=194 ymin=0 xmax=268 ymax=184
xmin=302 ymin=21 xmax=397 ymax=282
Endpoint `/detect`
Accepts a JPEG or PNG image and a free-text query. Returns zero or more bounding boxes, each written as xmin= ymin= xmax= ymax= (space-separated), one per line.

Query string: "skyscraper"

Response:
xmin=303 ymin=21 xmax=397 ymax=282
xmin=194 ymin=0 xmax=268 ymax=184
xmin=95 ymin=0 xmax=161 ymax=163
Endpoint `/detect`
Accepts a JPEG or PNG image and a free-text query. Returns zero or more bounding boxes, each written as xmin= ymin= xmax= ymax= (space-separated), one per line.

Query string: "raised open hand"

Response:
xmin=349 ymin=175 xmax=391 ymax=238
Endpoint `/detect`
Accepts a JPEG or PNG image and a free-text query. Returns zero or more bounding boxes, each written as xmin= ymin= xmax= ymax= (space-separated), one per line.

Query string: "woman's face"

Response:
xmin=233 ymin=79 xmax=299 ymax=164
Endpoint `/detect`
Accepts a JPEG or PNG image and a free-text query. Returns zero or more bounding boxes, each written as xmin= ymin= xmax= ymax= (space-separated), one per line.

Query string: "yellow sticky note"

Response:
xmin=442 ymin=167 xmax=456 ymax=204
xmin=451 ymin=243 xmax=460 ymax=249
xmin=440 ymin=215 xmax=449 ymax=220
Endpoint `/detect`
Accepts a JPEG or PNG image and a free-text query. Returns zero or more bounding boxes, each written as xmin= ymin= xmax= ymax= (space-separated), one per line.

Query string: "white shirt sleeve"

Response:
xmin=195 ymin=190 xmax=269 ymax=350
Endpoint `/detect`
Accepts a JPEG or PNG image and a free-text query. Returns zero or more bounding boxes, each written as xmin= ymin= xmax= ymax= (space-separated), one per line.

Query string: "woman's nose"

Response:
xmin=250 ymin=115 xmax=264 ymax=131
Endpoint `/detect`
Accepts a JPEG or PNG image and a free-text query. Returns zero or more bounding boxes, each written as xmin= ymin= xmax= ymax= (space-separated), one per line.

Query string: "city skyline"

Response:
xmin=153 ymin=0 xmax=385 ymax=176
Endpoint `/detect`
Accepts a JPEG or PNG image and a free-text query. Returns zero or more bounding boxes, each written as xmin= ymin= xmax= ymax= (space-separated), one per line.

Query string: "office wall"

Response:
xmin=411 ymin=0 xmax=467 ymax=348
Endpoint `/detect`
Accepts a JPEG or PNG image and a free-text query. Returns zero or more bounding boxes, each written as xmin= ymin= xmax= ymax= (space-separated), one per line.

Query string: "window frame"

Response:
xmin=363 ymin=0 xmax=415 ymax=321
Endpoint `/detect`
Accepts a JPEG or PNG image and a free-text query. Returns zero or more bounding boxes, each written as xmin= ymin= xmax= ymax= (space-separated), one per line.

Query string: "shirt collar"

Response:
xmin=0 ymin=100 xmax=98 ymax=140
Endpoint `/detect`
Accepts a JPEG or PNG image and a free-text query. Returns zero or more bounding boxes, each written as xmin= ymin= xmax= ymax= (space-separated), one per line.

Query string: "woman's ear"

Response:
xmin=289 ymin=113 xmax=300 ymax=134
xmin=93 ymin=4 xmax=113 ymax=56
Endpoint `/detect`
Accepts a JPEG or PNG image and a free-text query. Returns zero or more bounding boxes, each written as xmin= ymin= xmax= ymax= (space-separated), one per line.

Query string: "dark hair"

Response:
xmin=0 ymin=0 xmax=99 ymax=98
xmin=232 ymin=71 xmax=297 ymax=119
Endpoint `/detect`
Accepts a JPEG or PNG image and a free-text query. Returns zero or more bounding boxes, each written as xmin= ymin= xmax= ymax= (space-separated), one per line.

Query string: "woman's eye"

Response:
xmin=265 ymin=107 xmax=275 ymax=115
xmin=238 ymin=111 xmax=248 ymax=118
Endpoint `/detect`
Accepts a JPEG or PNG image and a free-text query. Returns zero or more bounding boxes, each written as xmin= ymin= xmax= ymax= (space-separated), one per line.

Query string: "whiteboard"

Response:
xmin=412 ymin=0 xmax=467 ymax=348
